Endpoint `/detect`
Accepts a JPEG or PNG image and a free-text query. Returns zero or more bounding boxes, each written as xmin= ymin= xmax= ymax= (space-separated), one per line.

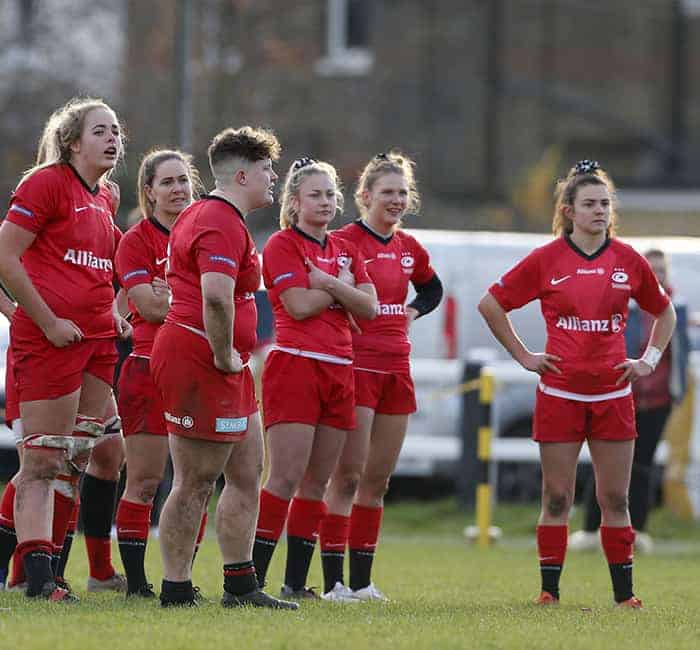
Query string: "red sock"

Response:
xmin=52 ymin=490 xmax=76 ymax=560
xmin=256 ymin=489 xmax=290 ymax=541
xmin=3 ymin=483 xmax=22 ymax=587
xmin=536 ymin=525 xmax=568 ymax=565
xmin=85 ymin=537 xmax=115 ymax=581
xmin=600 ymin=526 xmax=635 ymax=564
xmin=348 ymin=504 xmax=383 ymax=552
xmin=195 ymin=512 xmax=208 ymax=549
xmin=0 ymin=481 xmax=15 ymax=529
xmin=115 ymin=499 xmax=151 ymax=542
xmin=287 ymin=497 xmax=327 ymax=541
xmin=9 ymin=552 xmax=26 ymax=586
xmin=536 ymin=524 xmax=567 ymax=599
xmin=68 ymin=498 xmax=79 ymax=535
xmin=320 ymin=513 xmax=350 ymax=552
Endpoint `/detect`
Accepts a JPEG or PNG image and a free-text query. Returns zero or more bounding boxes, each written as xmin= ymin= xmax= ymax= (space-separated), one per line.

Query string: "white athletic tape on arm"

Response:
xmin=641 ymin=345 xmax=662 ymax=371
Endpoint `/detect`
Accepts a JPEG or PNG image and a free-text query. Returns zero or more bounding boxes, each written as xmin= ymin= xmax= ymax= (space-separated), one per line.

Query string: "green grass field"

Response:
xmin=2 ymin=500 xmax=700 ymax=650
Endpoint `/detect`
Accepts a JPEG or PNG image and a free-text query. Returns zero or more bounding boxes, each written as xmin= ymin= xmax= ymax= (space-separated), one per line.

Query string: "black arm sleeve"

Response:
xmin=407 ymin=273 xmax=443 ymax=318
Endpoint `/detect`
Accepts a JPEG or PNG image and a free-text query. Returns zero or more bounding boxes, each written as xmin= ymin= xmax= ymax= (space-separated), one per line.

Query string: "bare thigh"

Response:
xmin=538 ymin=441 xmax=582 ymax=524
xmin=169 ymin=434 xmax=232 ymax=488
xmin=123 ymin=434 xmax=170 ymax=503
xmin=297 ymin=424 xmax=347 ymax=501
xmin=20 ymin=389 xmax=80 ymax=435
xmin=264 ymin=423 xmax=316 ymax=499
xmin=224 ymin=412 xmax=264 ymax=489
xmin=356 ymin=413 xmax=409 ymax=506
xmin=334 ymin=407 xmax=374 ymax=479
xmin=588 ymin=438 xmax=634 ymax=525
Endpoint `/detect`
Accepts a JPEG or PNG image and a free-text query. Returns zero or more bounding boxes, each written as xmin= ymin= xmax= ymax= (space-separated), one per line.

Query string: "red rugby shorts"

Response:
xmin=262 ymin=350 xmax=355 ymax=431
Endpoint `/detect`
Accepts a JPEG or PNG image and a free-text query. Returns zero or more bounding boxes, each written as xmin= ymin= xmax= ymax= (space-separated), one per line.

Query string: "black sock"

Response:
xmin=284 ymin=536 xmax=316 ymax=591
xmin=24 ymin=549 xmax=54 ymax=597
xmin=55 ymin=531 xmax=74 ymax=579
xmin=0 ymin=524 xmax=17 ymax=581
xmin=224 ymin=560 xmax=258 ymax=596
xmin=252 ymin=536 xmax=278 ymax=587
xmin=349 ymin=548 xmax=374 ymax=591
xmin=540 ymin=564 xmax=562 ymax=600
xmin=321 ymin=550 xmax=345 ymax=593
xmin=80 ymin=474 xmax=118 ymax=538
xmin=119 ymin=538 xmax=148 ymax=592
xmin=160 ymin=579 xmax=195 ymax=605
xmin=608 ymin=562 xmax=634 ymax=603
xmin=51 ymin=548 xmax=62 ymax=578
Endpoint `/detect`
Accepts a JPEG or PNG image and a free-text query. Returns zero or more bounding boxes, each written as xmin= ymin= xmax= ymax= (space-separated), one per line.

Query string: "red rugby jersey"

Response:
xmin=336 ymin=221 xmax=435 ymax=372
xmin=489 ymin=236 xmax=670 ymax=396
xmin=115 ymin=217 xmax=170 ymax=356
xmin=263 ymin=226 xmax=371 ymax=360
xmin=165 ymin=196 xmax=260 ymax=361
xmin=5 ymin=163 xmax=120 ymax=340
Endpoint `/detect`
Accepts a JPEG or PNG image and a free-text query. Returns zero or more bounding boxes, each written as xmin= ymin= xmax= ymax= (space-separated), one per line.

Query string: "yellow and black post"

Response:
xmin=476 ymin=368 xmax=494 ymax=548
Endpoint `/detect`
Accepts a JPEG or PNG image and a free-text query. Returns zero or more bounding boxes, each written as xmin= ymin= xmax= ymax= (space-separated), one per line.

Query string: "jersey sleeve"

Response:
xmin=632 ymin=253 xmax=671 ymax=317
xmin=192 ymin=209 xmax=248 ymax=280
xmin=115 ymin=230 xmax=152 ymax=291
xmin=5 ymin=168 xmax=61 ymax=234
xmin=488 ymin=248 xmax=542 ymax=311
xmin=409 ymin=236 xmax=435 ymax=285
xmin=262 ymin=233 xmax=308 ymax=293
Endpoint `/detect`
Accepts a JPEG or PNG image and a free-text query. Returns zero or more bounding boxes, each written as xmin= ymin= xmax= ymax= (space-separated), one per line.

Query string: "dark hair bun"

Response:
xmin=573 ymin=159 xmax=601 ymax=175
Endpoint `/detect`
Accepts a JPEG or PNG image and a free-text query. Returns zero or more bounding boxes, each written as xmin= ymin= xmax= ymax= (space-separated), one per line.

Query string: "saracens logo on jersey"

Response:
xmin=64 ymin=248 xmax=113 ymax=272
xmin=556 ymin=313 xmax=624 ymax=333
xmin=611 ymin=267 xmax=631 ymax=290
xmin=400 ymin=253 xmax=415 ymax=274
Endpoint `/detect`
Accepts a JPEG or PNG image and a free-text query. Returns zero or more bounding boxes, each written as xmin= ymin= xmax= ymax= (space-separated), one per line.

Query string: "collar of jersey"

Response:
xmin=564 ymin=234 xmax=611 ymax=261
xmin=292 ymin=224 xmax=327 ymax=248
xmin=67 ymin=162 xmax=100 ymax=196
xmin=148 ymin=216 xmax=171 ymax=235
xmin=355 ymin=219 xmax=394 ymax=245
xmin=203 ymin=194 xmax=246 ymax=222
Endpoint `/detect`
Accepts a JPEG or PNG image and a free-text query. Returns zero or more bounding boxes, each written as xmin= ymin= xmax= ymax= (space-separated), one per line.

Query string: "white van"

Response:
xmin=397 ymin=230 xmax=700 ymax=480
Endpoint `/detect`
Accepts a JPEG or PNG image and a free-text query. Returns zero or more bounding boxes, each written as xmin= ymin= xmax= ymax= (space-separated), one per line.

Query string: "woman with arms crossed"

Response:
xmin=114 ymin=149 xmax=204 ymax=598
xmin=252 ymin=158 xmax=377 ymax=601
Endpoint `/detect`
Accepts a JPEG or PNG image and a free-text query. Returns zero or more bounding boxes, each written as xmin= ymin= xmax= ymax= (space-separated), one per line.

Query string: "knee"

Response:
xmin=174 ymin=478 xmax=213 ymax=507
xmin=297 ymin=472 xmax=329 ymax=501
xmin=332 ymin=466 xmax=362 ymax=501
xmin=339 ymin=473 xmax=361 ymax=501
xmin=22 ymin=448 xmax=64 ymax=480
xmin=361 ymin=472 xmax=391 ymax=502
xmin=267 ymin=469 xmax=304 ymax=501
xmin=543 ymin=486 xmax=572 ymax=518
xmin=134 ymin=477 xmax=161 ymax=504
xmin=227 ymin=462 xmax=263 ymax=496
xmin=598 ymin=490 xmax=628 ymax=515
xmin=89 ymin=438 xmax=125 ymax=477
